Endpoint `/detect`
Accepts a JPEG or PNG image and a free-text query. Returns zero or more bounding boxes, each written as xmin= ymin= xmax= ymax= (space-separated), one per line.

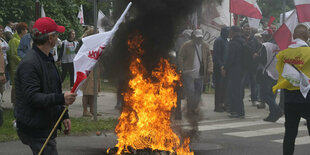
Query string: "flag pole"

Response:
xmin=38 ymin=106 xmax=69 ymax=155
xmin=282 ymin=0 xmax=286 ymax=23
xmin=93 ymin=0 xmax=98 ymax=121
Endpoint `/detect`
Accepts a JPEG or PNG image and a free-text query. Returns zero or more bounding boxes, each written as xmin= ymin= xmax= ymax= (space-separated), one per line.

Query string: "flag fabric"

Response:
xmin=280 ymin=10 xmax=295 ymax=25
xmin=77 ymin=5 xmax=84 ymax=25
xmin=272 ymin=41 xmax=310 ymax=98
xmin=248 ymin=17 xmax=260 ymax=28
xmin=41 ymin=4 xmax=46 ymax=17
xmin=273 ymin=10 xmax=298 ymax=51
xmin=97 ymin=10 xmax=106 ymax=33
xmin=267 ymin=16 xmax=276 ymax=27
xmin=230 ymin=0 xmax=262 ymax=19
xmin=71 ymin=2 xmax=132 ymax=94
xmin=279 ymin=63 xmax=310 ymax=98
xmin=294 ymin=0 xmax=310 ymax=23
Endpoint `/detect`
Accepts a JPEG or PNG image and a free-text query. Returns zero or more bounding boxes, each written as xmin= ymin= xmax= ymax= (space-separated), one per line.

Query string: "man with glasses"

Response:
xmin=14 ymin=17 xmax=77 ymax=155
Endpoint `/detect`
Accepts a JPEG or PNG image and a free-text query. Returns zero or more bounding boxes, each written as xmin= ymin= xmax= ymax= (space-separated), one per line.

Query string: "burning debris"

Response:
xmin=103 ymin=0 xmax=203 ymax=154
xmin=108 ymin=34 xmax=193 ymax=155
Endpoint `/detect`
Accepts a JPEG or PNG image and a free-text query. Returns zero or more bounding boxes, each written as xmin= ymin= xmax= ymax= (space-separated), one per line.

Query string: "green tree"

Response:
xmin=0 ymin=0 xmax=113 ymax=39
xmin=258 ymin=0 xmax=295 ymax=25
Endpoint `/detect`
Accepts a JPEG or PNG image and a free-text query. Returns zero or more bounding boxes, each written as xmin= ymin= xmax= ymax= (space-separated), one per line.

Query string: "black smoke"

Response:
xmin=103 ymin=0 xmax=202 ymax=81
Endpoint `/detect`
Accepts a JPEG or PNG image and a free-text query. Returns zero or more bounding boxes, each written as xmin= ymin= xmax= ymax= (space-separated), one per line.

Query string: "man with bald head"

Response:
xmin=274 ymin=24 xmax=310 ymax=155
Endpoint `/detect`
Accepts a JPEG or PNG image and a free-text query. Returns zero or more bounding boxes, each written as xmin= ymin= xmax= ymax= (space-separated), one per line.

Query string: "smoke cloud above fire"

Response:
xmin=103 ymin=0 xmax=202 ymax=80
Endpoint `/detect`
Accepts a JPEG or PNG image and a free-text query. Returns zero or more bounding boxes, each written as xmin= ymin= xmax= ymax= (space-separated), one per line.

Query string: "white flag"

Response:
xmin=282 ymin=63 xmax=310 ymax=98
xmin=97 ymin=10 xmax=106 ymax=33
xmin=72 ymin=2 xmax=132 ymax=94
xmin=77 ymin=5 xmax=84 ymax=25
xmin=41 ymin=4 xmax=46 ymax=17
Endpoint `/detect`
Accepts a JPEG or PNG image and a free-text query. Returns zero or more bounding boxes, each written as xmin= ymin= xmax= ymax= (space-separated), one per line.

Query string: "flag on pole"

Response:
xmin=294 ymin=0 xmax=310 ymax=23
xmin=230 ymin=0 xmax=262 ymax=19
xmin=77 ymin=5 xmax=84 ymax=25
xmin=97 ymin=10 xmax=106 ymax=33
xmin=273 ymin=10 xmax=298 ymax=51
xmin=72 ymin=2 xmax=132 ymax=93
xmin=41 ymin=4 xmax=46 ymax=17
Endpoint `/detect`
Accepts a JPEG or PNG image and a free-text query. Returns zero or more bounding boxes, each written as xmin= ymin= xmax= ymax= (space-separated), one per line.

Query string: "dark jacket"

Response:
xmin=245 ymin=37 xmax=264 ymax=72
xmin=213 ymin=27 xmax=229 ymax=68
xmin=224 ymin=35 xmax=246 ymax=73
xmin=14 ymin=46 xmax=68 ymax=138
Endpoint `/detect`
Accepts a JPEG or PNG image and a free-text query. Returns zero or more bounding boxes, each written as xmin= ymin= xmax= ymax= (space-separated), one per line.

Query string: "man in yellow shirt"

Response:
xmin=273 ymin=24 xmax=310 ymax=155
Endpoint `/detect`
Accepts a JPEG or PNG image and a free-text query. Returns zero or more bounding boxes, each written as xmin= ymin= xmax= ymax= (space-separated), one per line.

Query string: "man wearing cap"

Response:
xmin=14 ymin=17 xmax=77 ymax=154
xmin=223 ymin=26 xmax=246 ymax=118
xmin=178 ymin=29 xmax=213 ymax=125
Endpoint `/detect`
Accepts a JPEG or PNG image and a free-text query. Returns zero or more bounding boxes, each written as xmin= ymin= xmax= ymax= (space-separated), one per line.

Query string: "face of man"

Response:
xmin=193 ymin=36 xmax=202 ymax=45
xmin=69 ymin=31 xmax=76 ymax=40
xmin=9 ymin=22 xmax=14 ymax=28
xmin=49 ymin=32 xmax=59 ymax=48
xmin=242 ymin=25 xmax=251 ymax=37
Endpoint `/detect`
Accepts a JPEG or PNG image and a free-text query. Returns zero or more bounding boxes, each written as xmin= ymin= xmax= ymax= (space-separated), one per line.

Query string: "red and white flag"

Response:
xmin=230 ymin=0 xmax=262 ymax=19
xmin=71 ymin=2 xmax=132 ymax=93
xmin=77 ymin=5 xmax=84 ymax=25
xmin=273 ymin=10 xmax=299 ymax=51
xmin=294 ymin=0 xmax=310 ymax=22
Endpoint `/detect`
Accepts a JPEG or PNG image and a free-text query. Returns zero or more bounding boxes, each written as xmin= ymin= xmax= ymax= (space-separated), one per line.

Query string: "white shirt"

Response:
xmin=263 ymin=42 xmax=279 ymax=80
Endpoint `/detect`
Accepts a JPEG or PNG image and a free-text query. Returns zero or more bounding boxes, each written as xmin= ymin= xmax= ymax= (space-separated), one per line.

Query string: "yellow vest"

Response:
xmin=273 ymin=47 xmax=310 ymax=92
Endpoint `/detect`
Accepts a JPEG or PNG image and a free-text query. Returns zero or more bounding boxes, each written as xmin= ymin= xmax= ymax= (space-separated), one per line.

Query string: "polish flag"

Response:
xmin=294 ymin=0 xmax=310 ymax=22
xmin=77 ymin=5 xmax=84 ymax=25
xmin=230 ymin=0 xmax=262 ymax=19
xmin=72 ymin=2 xmax=132 ymax=93
xmin=273 ymin=10 xmax=298 ymax=51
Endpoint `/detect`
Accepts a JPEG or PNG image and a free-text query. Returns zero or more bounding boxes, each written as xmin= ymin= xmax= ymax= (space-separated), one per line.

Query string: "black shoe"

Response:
xmin=264 ymin=111 xmax=283 ymax=122
xmin=263 ymin=115 xmax=273 ymax=122
xmin=257 ymin=102 xmax=266 ymax=109
xmin=228 ymin=113 xmax=245 ymax=119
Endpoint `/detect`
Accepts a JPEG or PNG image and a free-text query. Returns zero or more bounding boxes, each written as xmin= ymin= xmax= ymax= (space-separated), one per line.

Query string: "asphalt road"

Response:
xmin=0 ymin=89 xmax=309 ymax=155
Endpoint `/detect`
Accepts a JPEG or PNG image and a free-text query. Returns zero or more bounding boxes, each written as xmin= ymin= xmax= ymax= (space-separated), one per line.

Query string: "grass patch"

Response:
xmin=66 ymin=117 xmax=117 ymax=135
xmin=0 ymin=109 xmax=18 ymax=142
xmin=0 ymin=109 xmax=117 ymax=142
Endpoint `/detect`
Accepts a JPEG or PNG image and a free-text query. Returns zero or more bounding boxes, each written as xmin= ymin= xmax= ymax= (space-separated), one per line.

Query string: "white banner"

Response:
xmin=72 ymin=2 xmax=132 ymax=94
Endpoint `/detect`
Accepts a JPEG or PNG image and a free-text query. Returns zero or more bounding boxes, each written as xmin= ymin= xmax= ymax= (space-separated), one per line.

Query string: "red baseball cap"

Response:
xmin=33 ymin=17 xmax=65 ymax=34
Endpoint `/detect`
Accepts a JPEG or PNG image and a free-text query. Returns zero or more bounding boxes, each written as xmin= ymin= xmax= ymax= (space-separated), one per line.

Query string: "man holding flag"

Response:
xmin=14 ymin=17 xmax=77 ymax=155
xmin=273 ymin=24 xmax=310 ymax=155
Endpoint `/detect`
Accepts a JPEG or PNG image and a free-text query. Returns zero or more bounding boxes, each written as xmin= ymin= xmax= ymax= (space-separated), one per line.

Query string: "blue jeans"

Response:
xmin=182 ymin=75 xmax=203 ymax=114
xmin=260 ymin=73 xmax=282 ymax=115
xmin=242 ymin=71 xmax=259 ymax=101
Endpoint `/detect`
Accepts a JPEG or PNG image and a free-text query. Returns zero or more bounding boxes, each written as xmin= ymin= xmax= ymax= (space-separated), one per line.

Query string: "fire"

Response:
xmin=112 ymin=34 xmax=194 ymax=154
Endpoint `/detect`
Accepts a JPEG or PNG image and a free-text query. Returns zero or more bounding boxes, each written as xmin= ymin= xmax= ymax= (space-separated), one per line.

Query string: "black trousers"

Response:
xmin=61 ymin=63 xmax=74 ymax=87
xmin=283 ymin=92 xmax=310 ymax=155
xmin=214 ymin=67 xmax=227 ymax=111
xmin=17 ymin=130 xmax=58 ymax=155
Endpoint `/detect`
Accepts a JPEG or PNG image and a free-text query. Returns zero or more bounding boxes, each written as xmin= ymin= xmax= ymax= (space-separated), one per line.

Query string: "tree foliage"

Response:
xmin=0 ymin=0 xmax=113 ymax=40
xmin=258 ymin=0 xmax=295 ymax=25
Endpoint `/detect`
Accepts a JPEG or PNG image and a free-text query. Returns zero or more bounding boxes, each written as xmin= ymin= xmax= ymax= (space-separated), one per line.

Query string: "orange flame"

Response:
xmin=113 ymin=34 xmax=194 ymax=155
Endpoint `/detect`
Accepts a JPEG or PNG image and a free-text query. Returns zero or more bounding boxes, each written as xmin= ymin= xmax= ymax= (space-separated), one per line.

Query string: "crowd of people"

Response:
xmin=0 ymin=13 xmax=309 ymax=154
xmin=174 ymin=23 xmax=285 ymax=122
xmin=174 ymin=23 xmax=310 ymax=155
